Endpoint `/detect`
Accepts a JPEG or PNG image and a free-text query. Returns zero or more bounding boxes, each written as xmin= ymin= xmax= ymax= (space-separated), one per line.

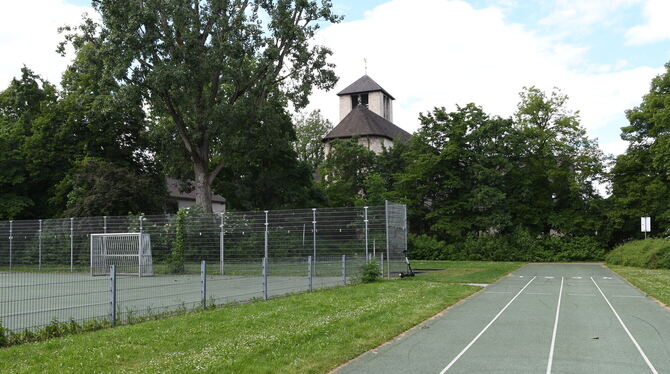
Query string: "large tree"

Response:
xmin=510 ymin=87 xmax=604 ymax=236
xmin=609 ymin=61 xmax=670 ymax=240
xmin=61 ymin=0 xmax=340 ymax=212
xmin=293 ymin=109 xmax=332 ymax=171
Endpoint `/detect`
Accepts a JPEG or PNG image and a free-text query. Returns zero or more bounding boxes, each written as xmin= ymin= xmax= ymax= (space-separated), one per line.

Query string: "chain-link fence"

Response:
xmin=0 ymin=202 xmax=407 ymax=333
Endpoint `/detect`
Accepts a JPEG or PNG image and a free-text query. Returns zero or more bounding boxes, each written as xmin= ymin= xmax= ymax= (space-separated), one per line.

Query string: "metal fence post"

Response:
xmin=103 ymin=215 xmax=107 ymax=234
xmin=264 ymin=210 xmax=269 ymax=259
xmin=70 ymin=217 xmax=74 ymax=272
xmin=380 ymin=253 xmax=384 ymax=277
xmin=38 ymin=220 xmax=43 ymax=270
xmin=110 ymin=265 xmax=117 ymax=327
xmin=220 ymin=211 xmax=225 ymax=275
xmin=384 ymin=200 xmax=390 ymax=279
xmin=262 ymin=257 xmax=268 ymax=300
xmin=307 ymin=255 xmax=313 ymax=291
xmin=342 ymin=254 xmax=347 ymax=286
xmin=8 ymin=220 xmax=12 ymax=270
xmin=138 ymin=216 xmax=143 ymax=277
xmin=312 ymin=208 xmax=317 ymax=274
xmin=364 ymin=206 xmax=369 ymax=264
xmin=201 ymin=260 xmax=207 ymax=310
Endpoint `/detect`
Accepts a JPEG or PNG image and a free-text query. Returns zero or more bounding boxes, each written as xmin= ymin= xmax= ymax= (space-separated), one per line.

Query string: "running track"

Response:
xmin=334 ymin=263 xmax=670 ymax=374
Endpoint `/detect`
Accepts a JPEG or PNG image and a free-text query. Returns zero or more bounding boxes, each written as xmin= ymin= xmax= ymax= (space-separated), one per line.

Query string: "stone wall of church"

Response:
xmin=368 ymin=91 xmax=383 ymax=118
xmin=339 ymin=96 xmax=352 ymax=121
xmin=359 ymin=135 xmax=390 ymax=154
xmin=324 ymin=135 xmax=392 ymax=158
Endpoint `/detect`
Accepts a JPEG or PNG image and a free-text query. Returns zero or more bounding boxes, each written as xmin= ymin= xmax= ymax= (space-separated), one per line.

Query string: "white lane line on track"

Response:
xmin=438 ymin=276 xmax=537 ymax=374
xmin=591 ymin=277 xmax=658 ymax=374
xmin=546 ymin=276 xmax=564 ymax=374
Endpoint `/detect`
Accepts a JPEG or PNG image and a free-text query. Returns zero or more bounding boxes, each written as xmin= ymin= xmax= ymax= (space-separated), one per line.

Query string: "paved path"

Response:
xmin=335 ymin=264 xmax=670 ymax=374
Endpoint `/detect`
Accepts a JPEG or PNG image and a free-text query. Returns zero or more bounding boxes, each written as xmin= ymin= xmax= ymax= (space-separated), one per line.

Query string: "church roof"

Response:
xmin=323 ymin=105 xmax=411 ymax=143
xmin=337 ymin=75 xmax=395 ymax=100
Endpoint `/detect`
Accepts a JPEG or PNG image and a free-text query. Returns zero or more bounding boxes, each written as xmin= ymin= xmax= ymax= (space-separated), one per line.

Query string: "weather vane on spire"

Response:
xmin=364 ymin=58 xmax=367 ymax=75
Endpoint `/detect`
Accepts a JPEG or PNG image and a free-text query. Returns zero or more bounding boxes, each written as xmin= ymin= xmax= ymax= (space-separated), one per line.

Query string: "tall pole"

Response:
xmin=312 ymin=208 xmax=317 ymax=274
xmin=219 ymin=211 xmax=225 ymax=275
xmin=364 ymin=206 xmax=369 ymax=264
xmin=8 ymin=220 xmax=12 ymax=271
xmin=264 ymin=210 xmax=269 ymax=259
xmin=138 ymin=216 xmax=143 ymax=277
xmin=385 ymin=200 xmax=390 ymax=279
xmin=38 ymin=219 xmax=42 ymax=270
xmin=70 ymin=217 xmax=74 ymax=272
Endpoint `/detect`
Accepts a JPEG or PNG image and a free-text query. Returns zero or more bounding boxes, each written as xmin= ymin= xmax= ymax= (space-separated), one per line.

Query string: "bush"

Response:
xmin=0 ymin=320 xmax=7 ymax=347
xmin=606 ymin=238 xmax=670 ymax=268
xmin=167 ymin=209 xmax=187 ymax=274
xmin=408 ymin=234 xmax=448 ymax=260
xmin=361 ymin=261 xmax=382 ymax=283
xmin=408 ymin=229 xmax=605 ymax=262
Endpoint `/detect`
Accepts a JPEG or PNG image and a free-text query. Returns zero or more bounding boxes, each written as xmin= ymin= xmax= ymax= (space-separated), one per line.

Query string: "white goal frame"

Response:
xmin=90 ymin=233 xmax=153 ymax=277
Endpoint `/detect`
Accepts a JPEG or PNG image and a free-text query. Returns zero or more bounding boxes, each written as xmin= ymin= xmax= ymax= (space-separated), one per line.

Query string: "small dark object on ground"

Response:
xmin=399 ymin=250 xmax=417 ymax=278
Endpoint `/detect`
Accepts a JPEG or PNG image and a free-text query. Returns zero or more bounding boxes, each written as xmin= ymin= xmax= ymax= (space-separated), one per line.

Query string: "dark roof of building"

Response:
xmin=166 ymin=177 xmax=226 ymax=203
xmin=337 ymin=75 xmax=395 ymax=100
xmin=323 ymin=105 xmax=412 ymax=143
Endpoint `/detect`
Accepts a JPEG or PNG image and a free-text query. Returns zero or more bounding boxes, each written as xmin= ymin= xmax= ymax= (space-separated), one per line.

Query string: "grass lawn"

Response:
xmin=0 ymin=261 xmax=522 ymax=373
xmin=608 ymin=265 xmax=670 ymax=306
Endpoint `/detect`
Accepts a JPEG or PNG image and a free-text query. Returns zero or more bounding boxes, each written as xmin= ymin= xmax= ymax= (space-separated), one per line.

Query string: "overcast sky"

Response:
xmin=1 ymin=0 xmax=669 ymax=156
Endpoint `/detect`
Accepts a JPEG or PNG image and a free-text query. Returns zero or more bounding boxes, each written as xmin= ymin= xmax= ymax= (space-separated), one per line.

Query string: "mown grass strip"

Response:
xmin=0 ymin=261 xmax=521 ymax=373
xmin=608 ymin=265 xmax=670 ymax=306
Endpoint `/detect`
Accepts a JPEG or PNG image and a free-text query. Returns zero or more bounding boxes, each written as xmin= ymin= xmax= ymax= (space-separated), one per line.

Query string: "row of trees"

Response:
xmin=1 ymin=1 xmax=669 ymax=257
xmin=317 ymin=62 xmax=670 ymax=252
xmin=1 ymin=0 xmax=340 ymax=219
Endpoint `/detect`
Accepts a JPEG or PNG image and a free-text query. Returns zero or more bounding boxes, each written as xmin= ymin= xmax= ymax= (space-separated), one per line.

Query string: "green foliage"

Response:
xmin=361 ymin=260 xmax=382 ymax=283
xmin=210 ymin=99 xmax=323 ymax=210
xmin=293 ymin=109 xmax=333 ymax=171
xmin=320 ymin=138 xmax=378 ymax=206
xmin=168 ymin=209 xmax=188 ymax=274
xmin=607 ymin=239 xmax=670 ymax=269
xmin=409 ymin=231 xmax=604 ymax=262
xmin=0 ymin=62 xmax=156 ymax=219
xmin=0 ymin=68 xmax=60 ymax=219
xmin=60 ymin=0 xmax=341 ymax=212
xmin=55 ymin=158 xmax=167 ymax=217
xmin=607 ymin=62 xmax=670 ymax=244
xmin=0 ymin=320 xmax=7 ymax=347
xmin=1 ymin=318 xmax=111 ymax=348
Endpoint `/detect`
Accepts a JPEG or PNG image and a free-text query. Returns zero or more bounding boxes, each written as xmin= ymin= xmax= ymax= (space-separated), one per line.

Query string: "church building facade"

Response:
xmin=323 ymin=75 xmax=411 ymax=155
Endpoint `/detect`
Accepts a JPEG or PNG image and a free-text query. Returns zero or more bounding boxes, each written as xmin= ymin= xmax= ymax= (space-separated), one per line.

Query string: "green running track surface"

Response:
xmin=335 ymin=263 xmax=670 ymax=374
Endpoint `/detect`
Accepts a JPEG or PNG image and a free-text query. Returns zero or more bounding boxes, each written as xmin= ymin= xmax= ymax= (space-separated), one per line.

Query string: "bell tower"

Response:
xmin=337 ymin=75 xmax=394 ymax=122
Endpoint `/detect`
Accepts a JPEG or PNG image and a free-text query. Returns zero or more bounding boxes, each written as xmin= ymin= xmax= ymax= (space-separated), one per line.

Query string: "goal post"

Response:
xmin=90 ymin=233 xmax=153 ymax=276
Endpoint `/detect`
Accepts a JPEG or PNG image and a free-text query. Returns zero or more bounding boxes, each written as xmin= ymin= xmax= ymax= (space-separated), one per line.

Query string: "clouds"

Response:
xmin=306 ymin=0 xmax=664 ymax=156
xmin=0 ymin=0 xmax=92 ymax=87
xmin=625 ymin=0 xmax=670 ymax=45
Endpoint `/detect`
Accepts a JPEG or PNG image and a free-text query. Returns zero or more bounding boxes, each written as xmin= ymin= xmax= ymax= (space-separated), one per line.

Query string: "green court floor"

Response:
xmin=1 ymin=272 xmax=345 ymax=332
xmin=335 ymin=263 xmax=670 ymax=374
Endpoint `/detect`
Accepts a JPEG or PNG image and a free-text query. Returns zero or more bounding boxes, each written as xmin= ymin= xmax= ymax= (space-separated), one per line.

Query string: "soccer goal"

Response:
xmin=90 ymin=233 xmax=153 ymax=276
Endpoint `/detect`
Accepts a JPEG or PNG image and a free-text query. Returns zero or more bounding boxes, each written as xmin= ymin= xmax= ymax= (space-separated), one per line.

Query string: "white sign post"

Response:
xmin=641 ymin=217 xmax=651 ymax=239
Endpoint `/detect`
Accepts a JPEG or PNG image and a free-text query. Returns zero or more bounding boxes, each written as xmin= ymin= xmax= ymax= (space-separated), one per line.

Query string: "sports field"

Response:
xmin=335 ymin=263 xmax=670 ymax=374
xmin=1 ymin=268 xmax=346 ymax=332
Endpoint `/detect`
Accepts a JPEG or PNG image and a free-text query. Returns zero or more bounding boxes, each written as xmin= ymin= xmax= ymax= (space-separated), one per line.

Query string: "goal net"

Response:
xmin=90 ymin=233 xmax=153 ymax=276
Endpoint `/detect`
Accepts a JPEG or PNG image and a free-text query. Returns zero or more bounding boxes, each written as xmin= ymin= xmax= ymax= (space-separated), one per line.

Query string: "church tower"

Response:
xmin=323 ymin=75 xmax=410 ymax=155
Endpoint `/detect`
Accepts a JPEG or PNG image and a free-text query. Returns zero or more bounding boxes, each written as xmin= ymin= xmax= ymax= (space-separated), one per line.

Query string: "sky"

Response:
xmin=1 ymin=0 xmax=669 ymax=156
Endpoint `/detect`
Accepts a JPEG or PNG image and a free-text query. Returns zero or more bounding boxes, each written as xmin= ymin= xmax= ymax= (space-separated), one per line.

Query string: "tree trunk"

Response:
xmin=193 ymin=163 xmax=213 ymax=213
